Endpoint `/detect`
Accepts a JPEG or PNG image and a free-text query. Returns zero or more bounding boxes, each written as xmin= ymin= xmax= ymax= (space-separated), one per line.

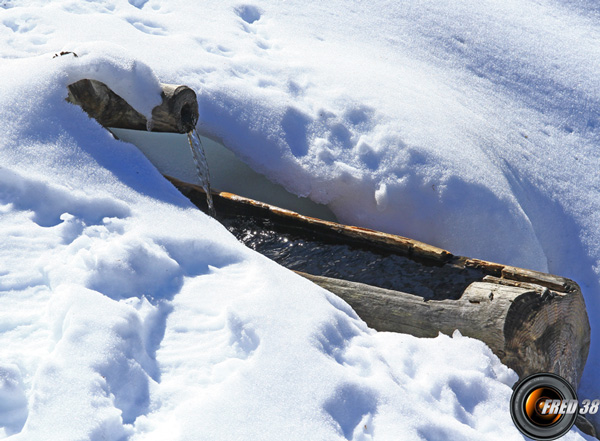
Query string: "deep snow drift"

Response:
xmin=0 ymin=54 xmax=566 ymax=441
xmin=0 ymin=0 xmax=599 ymax=439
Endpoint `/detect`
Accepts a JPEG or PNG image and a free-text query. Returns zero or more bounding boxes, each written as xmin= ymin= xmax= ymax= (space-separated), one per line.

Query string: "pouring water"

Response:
xmin=187 ymin=129 xmax=216 ymax=217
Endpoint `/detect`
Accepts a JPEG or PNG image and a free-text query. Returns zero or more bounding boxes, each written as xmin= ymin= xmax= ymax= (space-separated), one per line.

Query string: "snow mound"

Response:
xmin=0 ymin=49 xmax=589 ymax=440
xmin=1 ymin=0 xmax=599 ymax=438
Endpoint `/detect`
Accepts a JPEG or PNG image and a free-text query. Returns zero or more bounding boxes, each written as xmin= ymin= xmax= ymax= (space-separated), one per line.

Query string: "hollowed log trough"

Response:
xmin=68 ymin=80 xmax=592 ymax=428
xmin=170 ymin=177 xmax=590 ymax=393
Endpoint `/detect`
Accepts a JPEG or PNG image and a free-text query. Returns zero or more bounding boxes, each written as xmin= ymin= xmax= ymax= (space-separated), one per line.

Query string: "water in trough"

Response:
xmin=222 ymin=215 xmax=484 ymax=300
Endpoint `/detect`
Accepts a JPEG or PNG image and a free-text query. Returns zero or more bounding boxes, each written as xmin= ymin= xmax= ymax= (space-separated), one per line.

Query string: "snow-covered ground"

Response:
xmin=0 ymin=0 xmax=598 ymax=439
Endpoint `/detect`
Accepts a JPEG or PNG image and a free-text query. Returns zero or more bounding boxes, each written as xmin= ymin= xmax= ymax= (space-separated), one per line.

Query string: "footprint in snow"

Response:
xmin=324 ymin=384 xmax=378 ymax=440
xmin=0 ymin=364 xmax=28 ymax=435
xmin=126 ymin=17 xmax=167 ymax=36
xmin=128 ymin=0 xmax=148 ymax=9
xmin=235 ymin=4 xmax=262 ymax=24
xmin=234 ymin=5 xmax=276 ymax=53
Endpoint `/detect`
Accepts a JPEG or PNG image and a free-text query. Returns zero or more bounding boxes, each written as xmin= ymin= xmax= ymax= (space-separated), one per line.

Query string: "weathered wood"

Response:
xmin=167 ymin=176 xmax=454 ymax=264
xmin=297 ymin=272 xmax=590 ymax=389
xmin=165 ymin=177 xmax=582 ymax=297
xmin=66 ymin=78 xmax=597 ymax=438
xmin=500 ymin=265 xmax=578 ymax=293
xmin=67 ymin=79 xmax=198 ymax=133
xmin=166 ymin=176 xmax=591 ymax=388
xmin=576 ymin=415 xmax=598 ymax=438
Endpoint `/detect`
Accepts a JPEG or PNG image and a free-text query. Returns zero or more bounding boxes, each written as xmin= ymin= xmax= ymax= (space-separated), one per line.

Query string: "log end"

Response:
xmin=150 ymin=84 xmax=198 ymax=133
xmin=503 ymin=286 xmax=590 ymax=388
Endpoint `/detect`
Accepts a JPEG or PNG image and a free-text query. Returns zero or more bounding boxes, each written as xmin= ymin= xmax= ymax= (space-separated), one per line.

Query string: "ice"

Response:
xmin=0 ymin=0 xmax=599 ymax=439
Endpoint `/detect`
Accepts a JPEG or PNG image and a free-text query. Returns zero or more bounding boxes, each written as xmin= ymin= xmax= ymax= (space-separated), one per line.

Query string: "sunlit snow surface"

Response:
xmin=0 ymin=0 xmax=598 ymax=439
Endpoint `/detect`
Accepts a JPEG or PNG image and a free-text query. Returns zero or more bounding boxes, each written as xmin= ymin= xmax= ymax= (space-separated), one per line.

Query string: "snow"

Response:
xmin=107 ymin=128 xmax=338 ymax=221
xmin=0 ymin=0 xmax=598 ymax=439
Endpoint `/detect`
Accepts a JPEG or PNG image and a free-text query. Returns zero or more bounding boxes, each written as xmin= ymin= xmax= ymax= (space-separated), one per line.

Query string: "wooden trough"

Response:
xmin=68 ymin=79 xmax=594 ymax=435
xmin=169 ymin=177 xmax=591 ymax=391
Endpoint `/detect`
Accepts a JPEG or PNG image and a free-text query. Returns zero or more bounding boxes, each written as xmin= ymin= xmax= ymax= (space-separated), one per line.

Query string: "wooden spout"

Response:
xmin=67 ymin=79 xmax=198 ymax=133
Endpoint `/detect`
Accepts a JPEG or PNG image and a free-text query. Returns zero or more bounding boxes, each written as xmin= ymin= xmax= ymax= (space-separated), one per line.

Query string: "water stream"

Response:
xmin=222 ymin=216 xmax=484 ymax=300
xmin=187 ymin=129 xmax=216 ymax=217
xmin=156 ymin=129 xmax=480 ymax=299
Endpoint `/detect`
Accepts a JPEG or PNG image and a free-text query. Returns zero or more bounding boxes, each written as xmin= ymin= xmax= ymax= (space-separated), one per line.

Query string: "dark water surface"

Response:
xmin=223 ymin=216 xmax=483 ymax=300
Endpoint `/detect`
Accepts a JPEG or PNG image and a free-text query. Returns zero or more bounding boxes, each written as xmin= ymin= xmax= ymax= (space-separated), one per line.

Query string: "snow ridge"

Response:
xmin=0 ymin=0 xmax=598 ymax=439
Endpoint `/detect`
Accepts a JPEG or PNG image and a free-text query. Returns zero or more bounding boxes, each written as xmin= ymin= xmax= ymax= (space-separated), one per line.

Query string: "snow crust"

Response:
xmin=0 ymin=55 xmax=555 ymax=441
xmin=0 ymin=0 xmax=598 ymax=439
